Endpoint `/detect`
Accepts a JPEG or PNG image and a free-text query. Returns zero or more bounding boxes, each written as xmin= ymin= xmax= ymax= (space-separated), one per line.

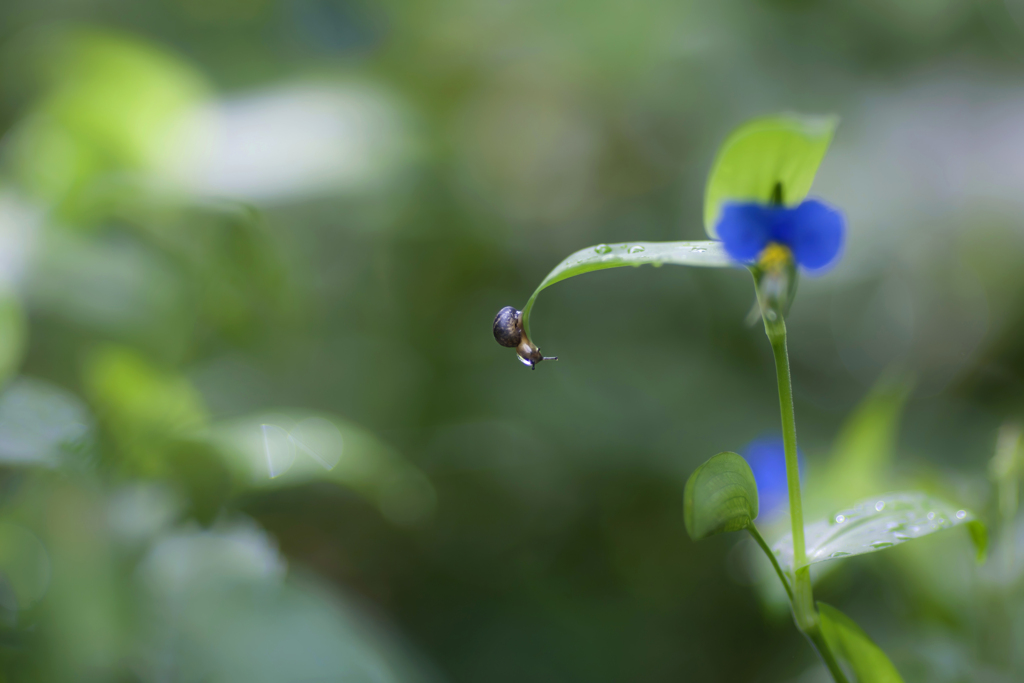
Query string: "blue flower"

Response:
xmin=743 ymin=435 xmax=805 ymax=519
xmin=716 ymin=199 xmax=845 ymax=273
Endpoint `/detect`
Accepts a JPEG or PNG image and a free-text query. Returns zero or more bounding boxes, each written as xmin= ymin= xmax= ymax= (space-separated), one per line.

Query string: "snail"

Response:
xmin=493 ymin=306 xmax=557 ymax=369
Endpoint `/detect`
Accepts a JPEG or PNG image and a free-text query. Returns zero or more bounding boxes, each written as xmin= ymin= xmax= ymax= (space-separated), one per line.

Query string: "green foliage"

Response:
xmin=684 ymin=452 xmax=759 ymax=540
xmin=0 ymin=296 xmax=27 ymax=388
xmin=9 ymin=28 xmax=208 ymax=217
xmin=0 ymin=378 xmax=91 ymax=467
xmin=967 ymin=520 xmax=988 ymax=562
xmin=810 ymin=378 xmax=912 ymax=515
xmin=818 ymin=602 xmax=905 ymax=683
xmin=83 ymin=345 xmax=207 ymax=474
xmin=703 ymin=115 xmax=838 ymax=238
xmin=773 ymin=492 xmax=983 ymax=572
xmin=520 ymin=240 xmax=732 ymax=338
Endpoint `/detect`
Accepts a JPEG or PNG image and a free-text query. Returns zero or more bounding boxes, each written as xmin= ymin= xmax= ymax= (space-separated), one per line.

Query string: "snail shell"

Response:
xmin=493 ymin=306 xmax=556 ymax=368
xmin=493 ymin=306 xmax=522 ymax=348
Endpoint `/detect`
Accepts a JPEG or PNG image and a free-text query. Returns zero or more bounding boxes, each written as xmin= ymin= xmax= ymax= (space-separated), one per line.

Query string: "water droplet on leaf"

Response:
xmin=875 ymin=501 xmax=885 ymax=512
xmin=829 ymin=551 xmax=850 ymax=558
xmin=870 ymin=541 xmax=894 ymax=549
xmin=835 ymin=514 xmax=846 ymax=524
xmin=956 ymin=510 xmax=967 ymax=520
xmin=691 ymin=247 xmax=707 ymax=253
xmin=595 ymin=244 xmax=612 ymax=254
xmin=627 ymin=245 xmax=645 ymax=254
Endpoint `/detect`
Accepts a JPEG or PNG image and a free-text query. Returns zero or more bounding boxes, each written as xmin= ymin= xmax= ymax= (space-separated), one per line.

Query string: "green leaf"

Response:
xmin=967 ymin=520 xmax=988 ymax=563
xmin=704 ymin=114 xmax=838 ymax=238
xmin=684 ymin=451 xmax=759 ymax=541
xmin=811 ymin=377 xmax=912 ymax=513
xmin=521 ymin=240 xmax=733 ymax=338
xmin=818 ymin=602 xmax=905 ymax=683
xmin=773 ymin=491 xmax=982 ymax=572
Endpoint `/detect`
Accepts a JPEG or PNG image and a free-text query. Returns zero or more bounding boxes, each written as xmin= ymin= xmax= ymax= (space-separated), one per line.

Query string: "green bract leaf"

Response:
xmin=521 ymin=240 xmax=732 ymax=338
xmin=773 ymin=492 xmax=982 ymax=572
xmin=684 ymin=451 xmax=759 ymax=541
xmin=818 ymin=602 xmax=905 ymax=683
xmin=703 ymin=114 xmax=838 ymax=238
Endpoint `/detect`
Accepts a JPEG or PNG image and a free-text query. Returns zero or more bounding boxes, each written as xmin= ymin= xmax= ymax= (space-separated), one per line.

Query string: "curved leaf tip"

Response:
xmin=519 ymin=240 xmax=733 ymax=342
xmin=704 ymin=113 xmax=839 ymax=239
xmin=684 ymin=451 xmax=759 ymax=541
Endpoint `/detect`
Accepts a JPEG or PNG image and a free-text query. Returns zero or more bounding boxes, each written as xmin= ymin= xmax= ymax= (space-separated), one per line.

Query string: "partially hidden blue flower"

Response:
xmin=716 ymin=199 xmax=845 ymax=274
xmin=743 ymin=435 xmax=805 ymax=519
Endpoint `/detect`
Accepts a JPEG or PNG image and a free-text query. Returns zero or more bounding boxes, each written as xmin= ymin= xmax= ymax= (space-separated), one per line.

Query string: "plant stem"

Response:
xmin=805 ymin=624 xmax=852 ymax=683
xmin=761 ymin=310 xmax=848 ymax=682
xmin=768 ymin=325 xmax=806 ymax=570
xmin=747 ymin=524 xmax=793 ymax=602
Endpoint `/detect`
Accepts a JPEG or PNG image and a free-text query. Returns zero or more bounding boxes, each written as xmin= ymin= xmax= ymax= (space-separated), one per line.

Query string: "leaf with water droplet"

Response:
xmin=772 ymin=491 xmax=984 ymax=571
xmin=704 ymin=114 xmax=838 ymax=238
xmin=684 ymin=452 xmax=759 ymax=541
xmin=818 ymin=602 xmax=905 ymax=682
xmin=519 ymin=241 xmax=734 ymax=340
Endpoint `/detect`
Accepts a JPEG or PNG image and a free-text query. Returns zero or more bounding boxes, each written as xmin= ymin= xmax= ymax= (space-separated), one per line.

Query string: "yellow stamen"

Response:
xmin=758 ymin=242 xmax=792 ymax=271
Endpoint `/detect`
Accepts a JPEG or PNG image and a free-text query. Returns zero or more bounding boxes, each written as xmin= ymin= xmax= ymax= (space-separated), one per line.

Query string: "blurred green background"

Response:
xmin=0 ymin=1 xmax=1022 ymax=681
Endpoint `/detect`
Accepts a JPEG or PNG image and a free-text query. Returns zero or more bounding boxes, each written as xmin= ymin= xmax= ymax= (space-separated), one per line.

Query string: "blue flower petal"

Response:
xmin=772 ymin=200 xmax=845 ymax=273
xmin=743 ymin=435 xmax=805 ymax=518
xmin=716 ymin=203 xmax=773 ymax=263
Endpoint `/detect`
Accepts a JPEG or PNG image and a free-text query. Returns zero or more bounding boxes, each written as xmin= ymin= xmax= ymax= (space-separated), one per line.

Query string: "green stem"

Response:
xmin=768 ymin=325 xmax=806 ymax=570
xmin=806 ymin=624 xmax=852 ymax=683
xmin=761 ymin=306 xmax=848 ymax=682
xmin=747 ymin=524 xmax=793 ymax=602
xmin=765 ymin=320 xmax=820 ymax=630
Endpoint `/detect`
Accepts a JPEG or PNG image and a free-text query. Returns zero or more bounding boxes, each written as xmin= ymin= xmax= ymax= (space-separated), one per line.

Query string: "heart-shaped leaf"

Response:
xmin=520 ymin=240 xmax=734 ymax=338
xmin=704 ymin=114 xmax=838 ymax=238
xmin=684 ymin=451 xmax=759 ymax=541
xmin=818 ymin=602 xmax=904 ymax=682
xmin=773 ymin=491 xmax=983 ymax=572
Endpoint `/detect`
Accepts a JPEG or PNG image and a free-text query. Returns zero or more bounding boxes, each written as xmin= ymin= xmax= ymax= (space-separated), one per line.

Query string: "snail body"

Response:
xmin=492 ymin=306 xmax=557 ymax=369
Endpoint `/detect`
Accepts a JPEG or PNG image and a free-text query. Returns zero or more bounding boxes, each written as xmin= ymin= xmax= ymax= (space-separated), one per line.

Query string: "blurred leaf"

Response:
xmin=0 ymin=378 xmax=91 ymax=467
xmin=0 ymin=296 xmax=27 ymax=388
xmin=521 ymin=240 xmax=733 ymax=338
xmin=684 ymin=452 xmax=759 ymax=540
xmin=818 ymin=602 xmax=905 ymax=683
xmin=0 ymin=521 xmax=51 ymax=611
xmin=773 ymin=492 xmax=981 ymax=572
xmin=211 ymin=412 xmax=435 ymax=527
xmin=967 ymin=520 xmax=988 ymax=563
xmin=704 ymin=114 xmax=838 ymax=238
xmin=10 ymin=28 xmax=208 ymax=216
xmin=137 ymin=523 xmax=437 ymax=683
xmin=812 ymin=378 xmax=912 ymax=514
xmin=83 ymin=346 xmax=206 ymax=474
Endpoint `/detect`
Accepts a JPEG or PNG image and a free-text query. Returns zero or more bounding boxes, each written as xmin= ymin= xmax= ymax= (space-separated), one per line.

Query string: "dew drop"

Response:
xmin=875 ymin=501 xmax=885 ymax=512
xmin=870 ymin=541 xmax=894 ymax=549
xmin=627 ymin=245 xmax=646 ymax=254
xmin=893 ymin=533 xmax=910 ymax=541
xmin=835 ymin=514 xmax=846 ymax=524
xmin=594 ymin=244 xmax=612 ymax=255
xmin=766 ymin=310 xmax=778 ymax=322
xmin=926 ymin=511 xmax=936 ymax=521
xmin=829 ymin=551 xmax=850 ymax=558
xmin=691 ymin=246 xmax=707 ymax=253
xmin=956 ymin=510 xmax=967 ymax=520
